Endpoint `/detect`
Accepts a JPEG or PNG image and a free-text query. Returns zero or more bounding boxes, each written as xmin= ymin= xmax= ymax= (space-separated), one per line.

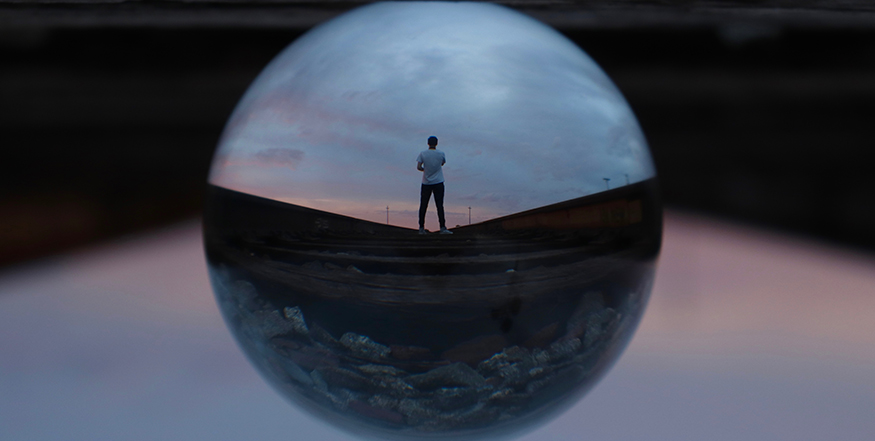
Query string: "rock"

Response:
xmin=264 ymin=358 xmax=287 ymax=381
xmin=340 ymin=333 xmax=391 ymax=359
xmin=383 ymin=379 xmax=417 ymax=398
xmin=270 ymin=337 xmax=301 ymax=352
xmin=440 ymin=402 xmax=499 ymax=429
xmin=430 ymin=387 xmax=483 ymax=410
xmin=485 ymin=376 xmax=503 ymax=388
xmin=495 ymin=363 xmax=528 ymax=388
xmin=547 ymin=338 xmax=581 ymax=362
xmin=349 ymin=400 xmax=404 ymax=424
xmin=231 ymin=280 xmax=260 ymax=309
xmin=309 ymin=323 xmax=341 ymax=349
xmin=583 ymin=308 xmax=618 ymax=347
xmin=311 ymin=369 xmax=328 ymax=392
xmin=253 ymin=310 xmax=300 ymax=338
xmin=355 ymin=364 xmax=405 ymax=377
xmin=282 ymin=306 xmax=309 ymax=336
xmin=478 ymin=347 xmax=533 ymax=383
xmin=477 ymin=346 xmax=532 ymax=374
xmin=522 ymin=322 xmax=559 ymax=349
xmin=528 ymin=366 xmax=546 ymax=378
xmin=311 ymin=387 xmax=353 ymax=411
xmin=478 ymin=352 xmax=511 ymax=374
xmin=487 ymin=388 xmax=529 ymax=407
xmin=286 ymin=344 xmax=340 ymax=370
xmin=365 ymin=375 xmax=417 ymax=398
xmin=406 ymin=362 xmax=487 ymax=391
xmin=498 ymin=409 xmax=522 ymax=422
xmin=488 ymin=388 xmax=514 ymax=402
xmin=324 ymin=262 xmax=344 ymax=271
xmin=398 ymin=397 xmax=439 ymax=420
xmin=503 ymin=346 xmax=530 ymax=361
xmin=399 ymin=390 xmax=500 ymax=431
xmin=532 ymin=348 xmax=551 ymax=366
xmin=390 ymin=344 xmax=432 ymax=360
xmin=440 ymin=334 xmax=508 ymax=366
xmin=275 ymin=358 xmax=313 ymax=386
xmin=314 ymin=367 xmax=377 ymax=393
xmin=565 ymin=291 xmax=606 ymax=339
xmin=571 ymin=350 xmax=601 ymax=374
xmin=525 ymin=364 xmax=586 ymax=402
xmin=368 ymin=394 xmax=400 ymax=410
xmin=302 ymin=260 xmax=324 ymax=272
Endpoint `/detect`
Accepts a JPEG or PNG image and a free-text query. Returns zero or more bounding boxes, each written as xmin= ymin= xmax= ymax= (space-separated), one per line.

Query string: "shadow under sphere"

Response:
xmin=204 ymin=2 xmax=661 ymax=439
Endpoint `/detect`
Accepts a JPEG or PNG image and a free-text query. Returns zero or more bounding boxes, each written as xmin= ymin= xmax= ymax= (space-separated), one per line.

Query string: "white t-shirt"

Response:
xmin=416 ymin=149 xmax=446 ymax=185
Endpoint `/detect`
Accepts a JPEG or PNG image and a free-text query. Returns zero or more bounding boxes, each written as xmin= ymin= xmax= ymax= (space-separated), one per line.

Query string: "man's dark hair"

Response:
xmin=427 ymin=136 xmax=438 ymax=147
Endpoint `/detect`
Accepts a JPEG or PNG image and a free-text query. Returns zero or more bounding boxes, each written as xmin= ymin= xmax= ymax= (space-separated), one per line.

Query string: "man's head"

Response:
xmin=427 ymin=136 xmax=438 ymax=148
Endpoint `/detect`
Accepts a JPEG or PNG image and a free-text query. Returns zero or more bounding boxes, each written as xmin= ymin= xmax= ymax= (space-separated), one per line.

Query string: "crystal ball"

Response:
xmin=204 ymin=2 xmax=661 ymax=440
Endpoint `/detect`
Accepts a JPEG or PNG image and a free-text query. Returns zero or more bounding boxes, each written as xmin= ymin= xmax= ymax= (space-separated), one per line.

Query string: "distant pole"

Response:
xmin=625 ymin=174 xmax=630 ymax=186
xmin=603 ymin=178 xmax=610 ymax=190
xmin=386 ymin=206 xmax=389 ymax=225
xmin=468 ymin=207 xmax=472 ymax=225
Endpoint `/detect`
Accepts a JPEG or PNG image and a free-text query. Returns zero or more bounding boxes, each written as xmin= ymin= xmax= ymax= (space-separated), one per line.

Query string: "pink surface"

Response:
xmin=1 ymin=211 xmax=874 ymax=440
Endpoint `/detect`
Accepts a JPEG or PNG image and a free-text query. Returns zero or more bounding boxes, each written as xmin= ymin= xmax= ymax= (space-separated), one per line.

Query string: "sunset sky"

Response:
xmin=209 ymin=2 xmax=655 ymax=229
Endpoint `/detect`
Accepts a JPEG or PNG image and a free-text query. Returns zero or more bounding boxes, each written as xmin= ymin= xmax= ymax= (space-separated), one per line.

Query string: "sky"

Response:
xmin=209 ymin=2 xmax=655 ymax=230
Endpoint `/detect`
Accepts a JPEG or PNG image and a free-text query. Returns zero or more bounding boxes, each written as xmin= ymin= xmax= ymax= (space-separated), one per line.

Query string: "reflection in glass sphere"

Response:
xmin=204 ymin=2 xmax=660 ymax=440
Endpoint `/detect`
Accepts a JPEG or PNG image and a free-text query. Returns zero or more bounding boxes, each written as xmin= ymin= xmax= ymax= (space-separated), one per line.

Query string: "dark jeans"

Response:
xmin=419 ymin=182 xmax=446 ymax=229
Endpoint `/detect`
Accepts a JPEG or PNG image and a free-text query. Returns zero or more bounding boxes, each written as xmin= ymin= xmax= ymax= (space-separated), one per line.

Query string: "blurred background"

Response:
xmin=2 ymin=0 xmax=875 ymax=268
xmin=3 ymin=3 xmax=875 ymax=441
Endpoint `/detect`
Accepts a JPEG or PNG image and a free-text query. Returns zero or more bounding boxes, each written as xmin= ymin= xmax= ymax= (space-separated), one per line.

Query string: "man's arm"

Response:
xmin=417 ymin=162 xmax=424 ymax=171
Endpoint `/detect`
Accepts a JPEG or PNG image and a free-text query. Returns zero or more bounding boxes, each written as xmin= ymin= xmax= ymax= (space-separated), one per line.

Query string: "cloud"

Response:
xmin=253 ymin=148 xmax=305 ymax=168
xmin=208 ymin=2 xmax=656 ymax=229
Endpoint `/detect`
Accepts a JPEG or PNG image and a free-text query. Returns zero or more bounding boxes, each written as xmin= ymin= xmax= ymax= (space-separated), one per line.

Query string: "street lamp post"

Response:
xmin=468 ymin=207 xmax=472 ymax=225
xmin=603 ymin=178 xmax=610 ymax=190
xmin=386 ymin=206 xmax=389 ymax=225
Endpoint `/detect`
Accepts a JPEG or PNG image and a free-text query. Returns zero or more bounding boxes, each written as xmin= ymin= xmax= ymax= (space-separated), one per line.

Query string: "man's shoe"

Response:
xmin=419 ymin=228 xmax=427 ymax=235
xmin=439 ymin=228 xmax=453 ymax=234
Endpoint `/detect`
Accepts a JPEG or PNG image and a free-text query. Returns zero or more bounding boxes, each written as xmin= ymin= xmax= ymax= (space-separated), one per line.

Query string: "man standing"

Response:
xmin=416 ymin=136 xmax=452 ymax=234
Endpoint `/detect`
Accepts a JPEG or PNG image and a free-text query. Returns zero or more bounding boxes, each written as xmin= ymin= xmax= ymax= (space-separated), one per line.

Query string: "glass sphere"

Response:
xmin=204 ymin=2 xmax=661 ymax=440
